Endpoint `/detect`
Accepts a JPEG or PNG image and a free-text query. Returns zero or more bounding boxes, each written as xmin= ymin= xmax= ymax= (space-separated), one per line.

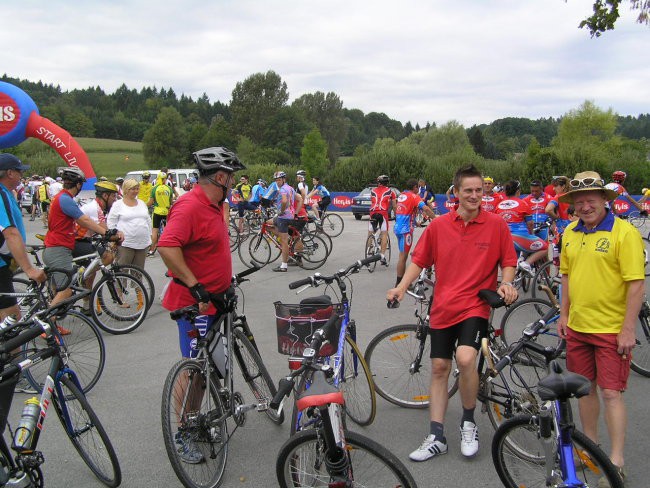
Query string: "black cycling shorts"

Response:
xmin=152 ymin=213 xmax=167 ymax=230
xmin=319 ymin=196 xmax=331 ymax=213
xmin=0 ymin=265 xmax=17 ymax=309
xmin=369 ymin=213 xmax=384 ymax=232
xmin=429 ymin=317 xmax=488 ymax=359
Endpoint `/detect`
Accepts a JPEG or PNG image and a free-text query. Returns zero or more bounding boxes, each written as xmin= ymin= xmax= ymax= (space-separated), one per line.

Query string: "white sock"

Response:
xmin=281 ymin=262 xmax=288 ymax=269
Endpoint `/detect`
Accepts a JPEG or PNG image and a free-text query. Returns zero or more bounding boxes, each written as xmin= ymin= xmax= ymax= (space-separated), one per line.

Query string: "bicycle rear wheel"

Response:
xmin=364 ymin=323 xmax=457 ymax=408
xmin=492 ymin=415 xmax=624 ymax=488
xmin=530 ymin=260 xmax=559 ymax=301
xmin=232 ymin=328 xmax=284 ymax=424
xmin=91 ymin=272 xmax=148 ymax=334
xmin=631 ymin=303 xmax=650 ymax=377
xmin=276 ymin=429 xmax=417 ymax=488
xmin=298 ymin=234 xmax=328 ymax=270
xmin=161 ymin=359 xmax=228 ymax=488
xmin=111 ymin=263 xmax=155 ymax=311
xmin=340 ymin=335 xmax=376 ymax=426
xmin=53 ymin=374 xmax=121 ymax=487
xmin=23 ymin=310 xmax=105 ymax=394
xmin=320 ymin=213 xmax=344 ymax=238
xmin=499 ymin=298 xmax=561 ymax=351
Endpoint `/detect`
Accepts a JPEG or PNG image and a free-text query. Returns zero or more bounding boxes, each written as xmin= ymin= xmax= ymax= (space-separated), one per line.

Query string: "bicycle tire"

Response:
xmin=161 ymin=359 xmax=228 ymax=488
xmin=90 ymin=272 xmax=148 ymax=334
xmin=276 ymin=428 xmax=418 ymax=488
xmin=499 ymin=298 xmax=561 ymax=351
xmin=340 ymin=336 xmax=376 ymax=426
xmin=302 ymin=228 xmax=333 ymax=257
xmin=232 ymin=328 xmax=284 ymax=424
xmin=228 ymin=222 xmax=240 ymax=252
xmin=246 ymin=233 xmax=272 ymax=266
xmin=364 ymin=235 xmax=379 ymax=273
xmin=53 ymin=375 xmax=121 ymax=487
xmin=320 ymin=213 xmax=344 ymax=238
xmin=364 ymin=323 xmax=458 ymax=409
xmin=530 ymin=260 xmax=560 ymax=301
xmin=297 ymin=233 xmax=328 ymax=270
xmin=492 ymin=414 xmax=624 ymax=488
xmin=631 ymin=304 xmax=650 ymax=377
xmin=23 ymin=310 xmax=106 ymax=394
xmin=111 ymin=263 xmax=155 ymax=311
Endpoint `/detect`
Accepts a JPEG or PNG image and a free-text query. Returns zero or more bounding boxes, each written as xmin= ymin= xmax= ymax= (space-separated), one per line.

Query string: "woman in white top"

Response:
xmin=107 ymin=179 xmax=152 ymax=269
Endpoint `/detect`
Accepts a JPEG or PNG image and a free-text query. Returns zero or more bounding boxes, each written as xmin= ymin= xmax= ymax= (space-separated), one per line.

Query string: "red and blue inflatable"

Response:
xmin=0 ymin=81 xmax=96 ymax=188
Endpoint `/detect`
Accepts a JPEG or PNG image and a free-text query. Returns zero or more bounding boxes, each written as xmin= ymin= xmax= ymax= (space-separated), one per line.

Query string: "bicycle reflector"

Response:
xmin=288 ymin=357 xmax=302 ymax=371
xmin=187 ymin=329 xmax=200 ymax=339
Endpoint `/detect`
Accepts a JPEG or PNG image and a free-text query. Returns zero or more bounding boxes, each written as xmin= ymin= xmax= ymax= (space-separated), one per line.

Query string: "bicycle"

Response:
xmin=489 ymin=318 xmax=624 ymax=488
xmin=270 ymin=313 xmax=418 ymax=488
xmin=312 ymin=208 xmax=344 ymax=238
xmin=364 ymin=216 xmax=391 ymax=272
xmin=631 ymin=295 xmax=650 ymax=377
xmin=8 ymin=268 xmax=106 ymax=395
xmin=0 ymin=292 xmax=121 ymax=487
xmin=161 ymin=265 xmax=283 ymax=488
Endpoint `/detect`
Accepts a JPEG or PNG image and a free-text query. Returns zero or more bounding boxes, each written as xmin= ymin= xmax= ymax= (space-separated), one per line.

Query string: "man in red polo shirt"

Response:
xmin=387 ymin=164 xmax=518 ymax=462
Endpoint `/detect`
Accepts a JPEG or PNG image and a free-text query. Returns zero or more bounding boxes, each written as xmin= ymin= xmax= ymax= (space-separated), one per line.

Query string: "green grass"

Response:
xmin=76 ymin=137 xmax=147 ymax=179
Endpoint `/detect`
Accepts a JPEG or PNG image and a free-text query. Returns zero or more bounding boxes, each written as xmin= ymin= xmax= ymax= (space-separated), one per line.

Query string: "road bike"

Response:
xmin=364 ymin=216 xmax=391 ymax=272
xmin=161 ymin=265 xmax=283 ymax=488
xmin=311 ymin=208 xmax=344 ymax=238
xmin=0 ymin=292 xmax=121 ymax=487
xmin=270 ymin=313 xmax=418 ymax=488
xmin=277 ymin=255 xmax=380 ymax=432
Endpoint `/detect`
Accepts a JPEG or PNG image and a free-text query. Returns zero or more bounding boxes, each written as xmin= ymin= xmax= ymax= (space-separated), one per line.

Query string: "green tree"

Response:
xmin=142 ymin=106 xmax=188 ymax=168
xmin=230 ymin=71 xmax=289 ymax=144
xmin=300 ymin=128 xmax=329 ymax=178
xmin=263 ymin=106 xmax=313 ymax=158
xmin=579 ymin=0 xmax=649 ymax=37
xmin=199 ymin=116 xmax=237 ymax=150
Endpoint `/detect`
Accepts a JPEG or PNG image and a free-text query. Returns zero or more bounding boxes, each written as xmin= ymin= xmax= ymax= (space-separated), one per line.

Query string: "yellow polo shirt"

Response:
xmin=560 ymin=212 xmax=645 ymax=334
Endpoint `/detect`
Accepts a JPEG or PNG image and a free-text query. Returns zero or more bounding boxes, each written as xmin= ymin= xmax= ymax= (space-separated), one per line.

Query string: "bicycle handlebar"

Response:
xmin=288 ymin=255 xmax=382 ymax=290
xmin=0 ymin=321 xmax=47 ymax=355
xmin=234 ymin=262 xmax=261 ymax=284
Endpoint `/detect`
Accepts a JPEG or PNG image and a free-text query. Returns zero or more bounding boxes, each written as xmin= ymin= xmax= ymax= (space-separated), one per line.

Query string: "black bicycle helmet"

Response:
xmin=377 ymin=174 xmax=390 ymax=185
xmin=59 ymin=167 xmax=86 ymax=183
xmin=193 ymin=146 xmax=246 ymax=175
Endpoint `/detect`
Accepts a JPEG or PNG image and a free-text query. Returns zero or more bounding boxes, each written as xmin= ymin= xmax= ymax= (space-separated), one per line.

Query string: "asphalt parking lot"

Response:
xmin=7 ymin=213 xmax=649 ymax=487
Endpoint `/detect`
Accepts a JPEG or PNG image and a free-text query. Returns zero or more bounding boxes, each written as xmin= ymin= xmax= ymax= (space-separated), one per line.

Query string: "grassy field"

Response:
xmin=76 ymin=137 xmax=147 ymax=179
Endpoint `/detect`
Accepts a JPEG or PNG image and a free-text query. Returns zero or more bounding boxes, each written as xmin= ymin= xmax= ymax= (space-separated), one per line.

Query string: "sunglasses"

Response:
xmin=569 ymin=177 xmax=604 ymax=189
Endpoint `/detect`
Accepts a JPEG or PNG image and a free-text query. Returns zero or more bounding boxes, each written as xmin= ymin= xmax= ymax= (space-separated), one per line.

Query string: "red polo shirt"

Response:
xmin=159 ymin=184 xmax=232 ymax=313
xmin=410 ymin=209 xmax=517 ymax=329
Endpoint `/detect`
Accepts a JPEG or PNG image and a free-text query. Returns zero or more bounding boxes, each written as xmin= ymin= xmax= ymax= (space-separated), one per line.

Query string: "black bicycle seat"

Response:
xmin=537 ymin=360 xmax=591 ymax=400
xmin=478 ymin=289 xmax=506 ymax=309
xmin=170 ymin=305 xmax=200 ymax=321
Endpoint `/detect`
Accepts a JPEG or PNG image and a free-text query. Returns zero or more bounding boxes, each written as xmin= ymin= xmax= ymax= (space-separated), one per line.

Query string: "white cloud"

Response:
xmin=2 ymin=0 xmax=648 ymax=127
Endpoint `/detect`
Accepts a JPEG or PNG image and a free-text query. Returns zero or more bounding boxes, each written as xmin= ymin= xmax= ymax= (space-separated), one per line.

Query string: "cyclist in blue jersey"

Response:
xmin=306 ymin=177 xmax=331 ymax=219
xmin=394 ymin=179 xmax=436 ymax=287
xmin=249 ymin=178 xmax=267 ymax=205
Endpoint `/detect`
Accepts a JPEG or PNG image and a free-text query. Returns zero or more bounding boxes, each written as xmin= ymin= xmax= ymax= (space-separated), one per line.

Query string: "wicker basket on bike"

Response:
xmin=274 ymin=295 xmax=344 ymax=357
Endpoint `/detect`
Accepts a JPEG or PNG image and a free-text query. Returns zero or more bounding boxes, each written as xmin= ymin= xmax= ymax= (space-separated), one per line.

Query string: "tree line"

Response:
xmin=2 ymin=74 xmax=649 ymax=193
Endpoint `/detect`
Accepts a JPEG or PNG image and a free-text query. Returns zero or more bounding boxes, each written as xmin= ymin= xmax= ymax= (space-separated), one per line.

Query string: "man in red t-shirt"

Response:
xmin=368 ymin=175 xmax=396 ymax=266
xmin=387 ymin=165 xmax=518 ymax=462
xmin=480 ymin=176 xmax=503 ymax=213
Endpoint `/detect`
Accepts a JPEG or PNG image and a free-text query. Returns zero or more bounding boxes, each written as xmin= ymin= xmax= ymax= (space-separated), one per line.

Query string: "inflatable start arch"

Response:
xmin=0 ymin=81 xmax=96 ymax=187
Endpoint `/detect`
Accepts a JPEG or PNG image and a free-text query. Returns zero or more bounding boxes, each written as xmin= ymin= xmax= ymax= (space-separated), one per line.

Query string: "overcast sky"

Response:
xmin=3 ymin=0 xmax=649 ymax=127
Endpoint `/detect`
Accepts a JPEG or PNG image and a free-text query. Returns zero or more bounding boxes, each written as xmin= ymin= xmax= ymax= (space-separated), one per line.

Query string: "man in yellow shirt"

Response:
xmin=137 ymin=171 xmax=153 ymax=207
xmin=147 ymin=172 xmax=172 ymax=257
xmin=557 ymin=171 xmax=644 ymax=482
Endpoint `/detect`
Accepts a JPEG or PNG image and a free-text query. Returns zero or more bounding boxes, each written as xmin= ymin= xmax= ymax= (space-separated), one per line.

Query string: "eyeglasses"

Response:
xmin=569 ymin=177 xmax=604 ymax=189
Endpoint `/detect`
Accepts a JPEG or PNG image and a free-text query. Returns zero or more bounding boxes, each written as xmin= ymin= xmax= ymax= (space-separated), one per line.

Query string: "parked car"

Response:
xmin=124 ymin=169 xmax=198 ymax=195
xmin=351 ymin=185 xmax=401 ymax=220
xmin=20 ymin=187 xmax=33 ymax=213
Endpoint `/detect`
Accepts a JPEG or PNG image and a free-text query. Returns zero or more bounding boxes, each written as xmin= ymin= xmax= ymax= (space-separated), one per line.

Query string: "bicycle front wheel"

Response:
xmin=23 ymin=310 xmax=106 ymax=394
xmin=161 ymin=359 xmax=228 ymax=488
xmin=298 ymin=233 xmax=328 ymax=270
xmin=492 ymin=415 xmax=624 ymax=488
xmin=112 ymin=263 xmax=155 ymax=311
xmin=54 ymin=375 xmax=121 ymax=487
xmin=530 ymin=260 xmax=559 ymax=301
xmin=631 ymin=304 xmax=650 ymax=377
xmin=340 ymin=336 xmax=376 ymax=426
xmin=320 ymin=213 xmax=344 ymax=238
xmin=246 ymin=233 xmax=272 ymax=266
xmin=364 ymin=323 xmax=457 ymax=409
xmin=276 ymin=428 xmax=417 ymax=488
xmin=91 ymin=272 xmax=148 ymax=334
xmin=232 ymin=328 xmax=284 ymax=425
xmin=364 ymin=235 xmax=379 ymax=273
xmin=499 ymin=298 xmax=561 ymax=351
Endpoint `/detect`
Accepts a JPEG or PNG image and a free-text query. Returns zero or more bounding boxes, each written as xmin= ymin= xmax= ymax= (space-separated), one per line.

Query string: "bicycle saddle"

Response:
xmin=537 ymin=360 xmax=591 ymax=401
xmin=296 ymin=370 xmax=344 ymax=411
xmin=170 ymin=305 xmax=200 ymax=321
xmin=25 ymin=244 xmax=45 ymax=252
xmin=478 ymin=289 xmax=506 ymax=309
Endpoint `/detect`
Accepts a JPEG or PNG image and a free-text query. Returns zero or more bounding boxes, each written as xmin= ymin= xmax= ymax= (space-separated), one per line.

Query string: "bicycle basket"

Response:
xmin=274 ymin=301 xmax=344 ymax=357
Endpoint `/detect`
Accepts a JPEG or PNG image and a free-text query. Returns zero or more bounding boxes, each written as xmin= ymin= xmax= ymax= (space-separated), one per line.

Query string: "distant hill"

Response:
xmin=76 ymin=137 xmax=147 ymax=179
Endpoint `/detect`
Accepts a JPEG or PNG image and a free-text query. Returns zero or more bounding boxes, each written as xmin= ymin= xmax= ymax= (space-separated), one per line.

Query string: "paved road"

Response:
xmin=8 ymin=214 xmax=649 ymax=487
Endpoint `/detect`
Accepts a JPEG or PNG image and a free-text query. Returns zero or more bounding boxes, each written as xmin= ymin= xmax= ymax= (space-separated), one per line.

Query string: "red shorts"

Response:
xmin=566 ymin=328 xmax=630 ymax=391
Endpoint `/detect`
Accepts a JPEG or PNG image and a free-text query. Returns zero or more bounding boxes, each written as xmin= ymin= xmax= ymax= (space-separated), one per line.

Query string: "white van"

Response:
xmin=124 ymin=169 xmax=198 ymax=195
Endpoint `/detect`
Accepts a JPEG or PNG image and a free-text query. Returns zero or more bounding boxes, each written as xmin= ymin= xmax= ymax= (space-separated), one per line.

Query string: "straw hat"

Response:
xmin=558 ymin=171 xmax=619 ymax=204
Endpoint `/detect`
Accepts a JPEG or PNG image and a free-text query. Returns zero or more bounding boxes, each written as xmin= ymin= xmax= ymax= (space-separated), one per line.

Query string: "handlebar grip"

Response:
xmin=387 ymin=298 xmax=400 ymax=309
xmin=493 ymin=356 xmax=510 ymax=374
xmin=236 ymin=263 xmax=261 ymax=281
xmin=270 ymin=377 xmax=294 ymax=410
xmin=289 ymin=277 xmax=313 ymax=290
xmin=359 ymin=254 xmax=381 ymax=266
xmin=0 ymin=324 xmax=45 ymax=355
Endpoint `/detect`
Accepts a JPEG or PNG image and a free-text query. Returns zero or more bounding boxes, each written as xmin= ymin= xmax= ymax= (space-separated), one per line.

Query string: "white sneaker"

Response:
xmin=408 ymin=434 xmax=447 ymax=462
xmin=517 ymin=261 xmax=534 ymax=276
xmin=460 ymin=421 xmax=479 ymax=457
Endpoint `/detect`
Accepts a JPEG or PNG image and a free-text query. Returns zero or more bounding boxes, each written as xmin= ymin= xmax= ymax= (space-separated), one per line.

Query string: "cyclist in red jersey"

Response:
xmin=522 ymin=179 xmax=552 ymax=239
xmin=605 ymin=170 xmax=645 ymax=216
xmin=368 ymin=175 xmax=396 ymax=266
xmin=546 ymin=176 xmax=573 ymax=234
xmin=480 ymin=176 xmax=503 ymax=213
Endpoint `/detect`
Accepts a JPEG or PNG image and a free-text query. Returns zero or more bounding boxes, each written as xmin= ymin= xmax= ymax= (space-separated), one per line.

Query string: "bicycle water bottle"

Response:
xmin=12 ymin=397 xmax=41 ymax=452
xmin=0 ymin=314 xmax=17 ymax=331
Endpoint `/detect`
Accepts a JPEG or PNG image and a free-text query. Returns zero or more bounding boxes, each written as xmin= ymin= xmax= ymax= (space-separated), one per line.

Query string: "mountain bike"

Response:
xmin=0 ymin=293 xmax=121 ymax=487
xmin=270 ymin=313 xmax=418 ymax=488
xmin=161 ymin=265 xmax=283 ymax=488
xmin=277 ymin=255 xmax=380 ymax=432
